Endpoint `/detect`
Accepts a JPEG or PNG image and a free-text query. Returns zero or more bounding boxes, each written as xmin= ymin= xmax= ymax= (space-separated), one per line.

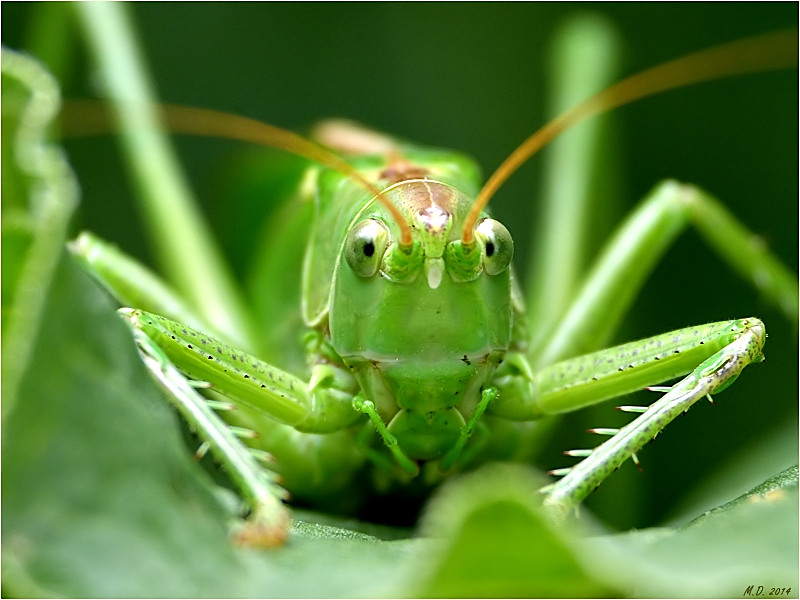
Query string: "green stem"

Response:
xmin=527 ymin=14 xmax=622 ymax=351
xmin=73 ymin=3 xmax=256 ymax=351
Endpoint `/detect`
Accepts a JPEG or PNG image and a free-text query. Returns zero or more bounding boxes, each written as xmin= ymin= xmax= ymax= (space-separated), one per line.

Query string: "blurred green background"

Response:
xmin=3 ymin=2 xmax=797 ymax=532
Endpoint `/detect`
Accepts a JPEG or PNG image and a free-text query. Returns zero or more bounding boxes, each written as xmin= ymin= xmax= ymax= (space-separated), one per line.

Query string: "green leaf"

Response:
xmin=2 ymin=48 xmax=78 ymax=418
xmin=415 ymin=465 xmax=617 ymax=597
xmin=583 ymin=469 xmax=799 ymax=598
xmin=687 ymin=464 xmax=798 ymax=525
xmin=668 ymin=421 xmax=798 ymax=523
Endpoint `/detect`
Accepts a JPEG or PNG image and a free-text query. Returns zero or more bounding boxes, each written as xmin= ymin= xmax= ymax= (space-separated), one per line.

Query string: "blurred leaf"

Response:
xmin=688 ymin=464 xmax=798 ymax=525
xmin=416 ymin=465 xmax=617 ymax=598
xmin=2 ymin=48 xmax=78 ymax=416
xmin=415 ymin=464 xmax=798 ymax=598
xmin=3 ymin=252 xmax=228 ymax=597
xmin=668 ymin=421 xmax=798 ymax=523
xmin=581 ymin=468 xmax=799 ymax=598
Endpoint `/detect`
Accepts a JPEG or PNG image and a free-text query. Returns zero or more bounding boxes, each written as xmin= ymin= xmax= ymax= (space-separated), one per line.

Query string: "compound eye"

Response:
xmin=475 ymin=218 xmax=513 ymax=275
xmin=344 ymin=219 xmax=390 ymax=277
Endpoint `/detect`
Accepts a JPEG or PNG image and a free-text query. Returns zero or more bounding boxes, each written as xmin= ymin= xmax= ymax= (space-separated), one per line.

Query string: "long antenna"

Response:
xmin=61 ymin=102 xmax=414 ymax=247
xmin=461 ymin=29 xmax=798 ymax=245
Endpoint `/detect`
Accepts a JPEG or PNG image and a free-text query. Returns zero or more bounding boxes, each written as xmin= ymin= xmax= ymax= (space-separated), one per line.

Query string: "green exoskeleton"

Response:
xmin=60 ymin=6 xmax=797 ymax=547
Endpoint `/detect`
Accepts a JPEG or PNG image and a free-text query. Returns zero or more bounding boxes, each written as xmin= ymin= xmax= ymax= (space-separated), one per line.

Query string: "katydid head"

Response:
xmin=330 ymin=178 xmax=515 ymax=460
xmin=343 ymin=179 xmax=513 ymax=290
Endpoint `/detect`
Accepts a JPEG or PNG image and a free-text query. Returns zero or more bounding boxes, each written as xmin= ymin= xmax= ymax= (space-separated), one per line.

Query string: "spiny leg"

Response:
xmin=518 ymin=178 xmax=794 ymax=515
xmin=123 ymin=309 xmax=362 ymax=434
xmin=126 ymin=306 xmax=369 ymax=508
xmin=121 ymin=309 xmax=376 ymax=538
xmin=70 ymin=233 xmax=358 ymax=433
xmin=522 ymin=27 xmax=794 ymax=489
xmin=540 ymin=319 xmax=765 ymax=519
xmin=73 ymin=232 xmax=300 ymax=542
xmin=126 ymin=323 xmax=291 ymax=547
xmin=74 ymin=234 xmax=371 ymax=503
xmin=489 ymin=318 xmax=766 ymax=515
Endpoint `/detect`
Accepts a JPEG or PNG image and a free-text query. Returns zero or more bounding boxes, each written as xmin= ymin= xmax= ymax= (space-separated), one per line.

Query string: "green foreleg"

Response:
xmin=490 ymin=318 xmax=766 ymax=513
xmin=73 ymin=235 xmax=366 ymax=504
xmin=127 ymin=324 xmax=291 ymax=547
xmin=492 ymin=318 xmax=764 ymax=420
xmin=541 ymin=318 xmax=765 ymax=518
xmin=122 ymin=309 xmax=360 ymax=434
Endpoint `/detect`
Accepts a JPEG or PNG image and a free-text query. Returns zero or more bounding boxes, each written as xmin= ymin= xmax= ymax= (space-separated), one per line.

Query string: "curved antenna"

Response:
xmin=61 ymin=101 xmax=414 ymax=247
xmin=462 ymin=29 xmax=798 ymax=245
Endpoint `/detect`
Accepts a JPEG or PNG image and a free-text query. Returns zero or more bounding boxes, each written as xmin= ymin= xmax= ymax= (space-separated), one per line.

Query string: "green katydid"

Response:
xmin=61 ymin=5 xmax=797 ymax=547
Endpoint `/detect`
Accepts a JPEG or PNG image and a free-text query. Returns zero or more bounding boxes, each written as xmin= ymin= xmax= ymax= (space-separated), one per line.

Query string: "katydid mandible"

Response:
xmin=69 ymin=19 xmax=798 ymax=546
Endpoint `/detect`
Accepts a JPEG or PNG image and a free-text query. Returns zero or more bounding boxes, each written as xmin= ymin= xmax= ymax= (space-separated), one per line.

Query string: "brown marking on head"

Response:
xmin=380 ymin=151 xmax=430 ymax=184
